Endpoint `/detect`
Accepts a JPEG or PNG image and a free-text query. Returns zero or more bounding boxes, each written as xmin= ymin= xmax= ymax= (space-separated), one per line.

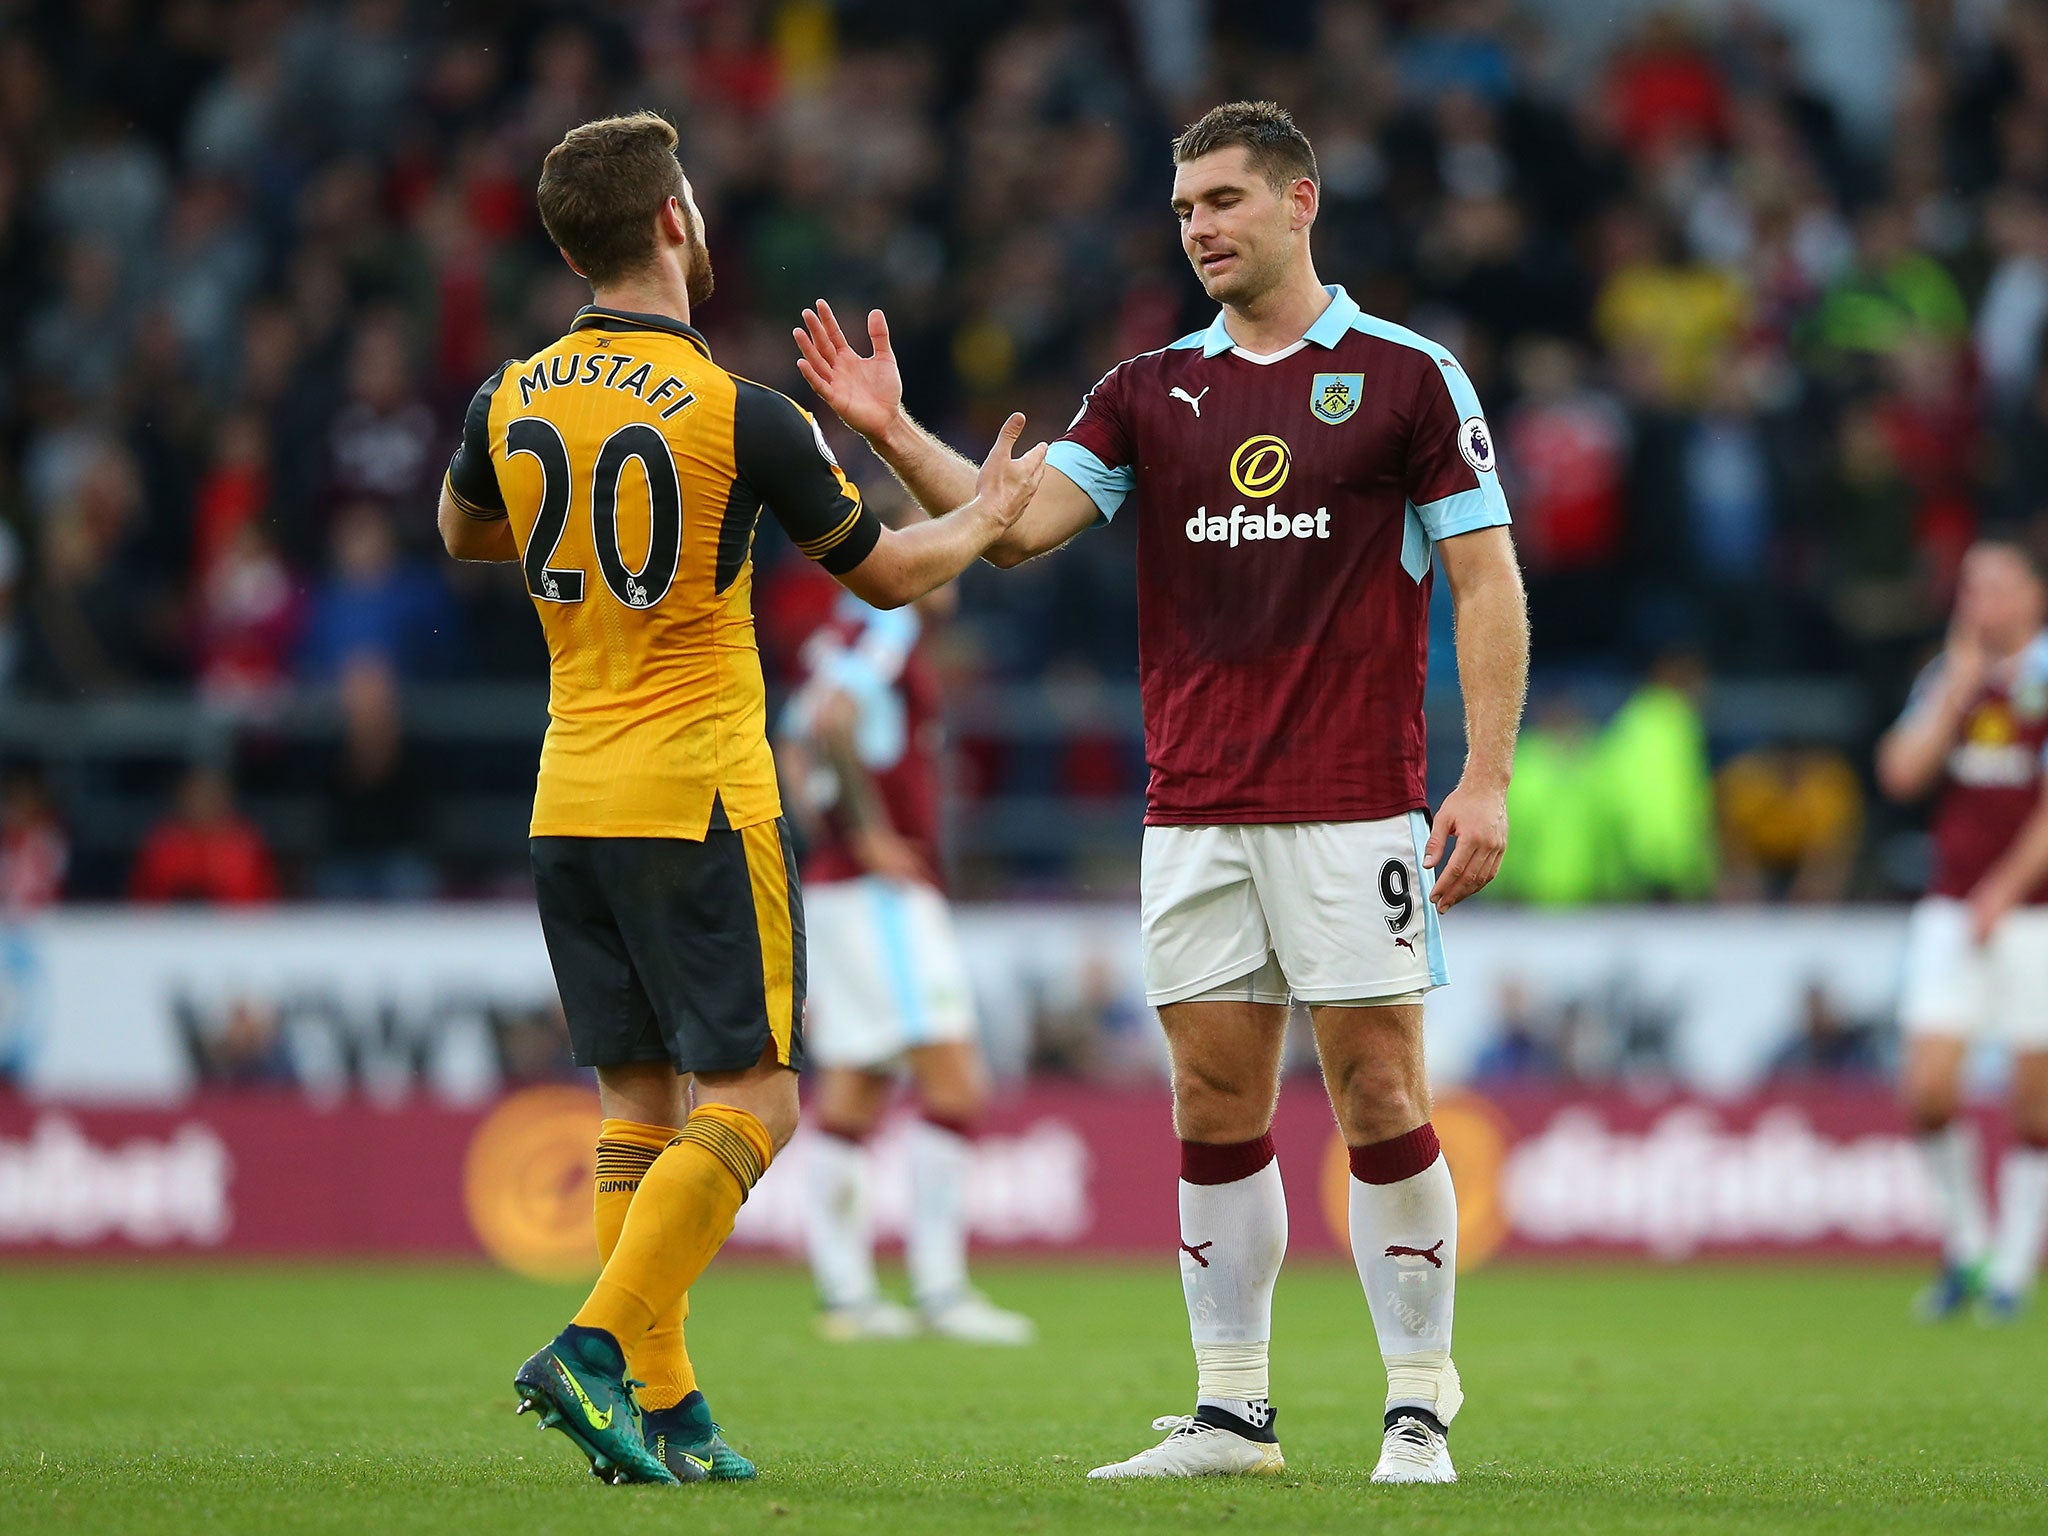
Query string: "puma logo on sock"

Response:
xmin=1385 ymin=1239 xmax=1445 ymax=1268
xmin=1179 ymin=1240 xmax=1214 ymax=1268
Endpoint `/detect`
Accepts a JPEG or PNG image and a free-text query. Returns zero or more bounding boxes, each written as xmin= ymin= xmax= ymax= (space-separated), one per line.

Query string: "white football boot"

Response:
xmin=815 ymin=1298 xmax=920 ymax=1342
xmin=1088 ymin=1415 xmax=1287 ymax=1480
xmin=1371 ymin=1411 xmax=1456 ymax=1484
xmin=920 ymin=1289 xmax=1036 ymax=1346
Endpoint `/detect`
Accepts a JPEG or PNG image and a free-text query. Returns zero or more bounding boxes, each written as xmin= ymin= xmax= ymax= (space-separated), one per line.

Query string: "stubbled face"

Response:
xmin=1170 ymin=146 xmax=1310 ymax=308
xmin=1958 ymin=543 xmax=2047 ymax=654
xmin=677 ymin=176 xmax=715 ymax=306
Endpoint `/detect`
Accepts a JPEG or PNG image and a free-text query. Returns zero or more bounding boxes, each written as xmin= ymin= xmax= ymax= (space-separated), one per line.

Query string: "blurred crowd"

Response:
xmin=1 ymin=0 xmax=2046 ymax=899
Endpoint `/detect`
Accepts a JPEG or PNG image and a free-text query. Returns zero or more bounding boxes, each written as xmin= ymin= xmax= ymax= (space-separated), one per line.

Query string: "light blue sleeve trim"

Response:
xmin=1413 ymin=485 xmax=1511 ymax=541
xmin=1046 ymin=440 xmax=1133 ymax=524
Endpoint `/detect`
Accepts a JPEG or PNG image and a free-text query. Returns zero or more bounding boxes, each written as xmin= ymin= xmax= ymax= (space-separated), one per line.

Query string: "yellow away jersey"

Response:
xmin=443 ymin=305 xmax=881 ymax=839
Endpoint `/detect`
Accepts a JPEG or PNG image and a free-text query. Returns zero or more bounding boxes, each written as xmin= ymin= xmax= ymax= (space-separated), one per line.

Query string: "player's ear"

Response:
xmin=660 ymin=196 xmax=689 ymax=244
xmin=557 ymin=246 xmax=588 ymax=280
xmin=1291 ymin=177 xmax=1318 ymax=233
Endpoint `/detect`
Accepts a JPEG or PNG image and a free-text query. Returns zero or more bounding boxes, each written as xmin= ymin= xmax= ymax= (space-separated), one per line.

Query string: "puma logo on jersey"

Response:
xmin=1179 ymin=1239 xmax=1214 ymax=1268
xmin=1393 ymin=936 xmax=1416 ymax=954
xmin=1385 ymin=1240 xmax=1445 ymax=1268
xmin=1171 ymin=386 xmax=1210 ymax=417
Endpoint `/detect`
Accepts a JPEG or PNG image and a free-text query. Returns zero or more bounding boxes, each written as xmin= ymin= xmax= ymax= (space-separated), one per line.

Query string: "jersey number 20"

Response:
xmin=507 ymin=418 xmax=683 ymax=609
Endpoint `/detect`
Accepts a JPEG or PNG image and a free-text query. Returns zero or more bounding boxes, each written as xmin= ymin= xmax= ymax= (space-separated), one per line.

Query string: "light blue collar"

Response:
xmin=1200 ymin=284 xmax=1359 ymax=358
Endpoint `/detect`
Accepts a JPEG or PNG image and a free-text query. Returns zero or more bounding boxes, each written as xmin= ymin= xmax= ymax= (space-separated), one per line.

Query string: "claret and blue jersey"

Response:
xmin=1045 ymin=284 xmax=1512 ymax=827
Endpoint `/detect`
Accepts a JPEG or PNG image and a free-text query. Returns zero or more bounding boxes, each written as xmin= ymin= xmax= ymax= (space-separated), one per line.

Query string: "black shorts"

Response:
xmin=532 ymin=821 xmax=805 ymax=1075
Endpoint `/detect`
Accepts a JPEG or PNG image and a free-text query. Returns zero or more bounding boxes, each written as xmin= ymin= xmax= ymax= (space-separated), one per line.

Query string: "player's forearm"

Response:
xmin=1449 ymin=560 xmax=1530 ymax=793
xmin=818 ymin=728 xmax=887 ymax=835
xmin=1877 ymin=692 xmax=1970 ymax=801
xmin=842 ymin=501 xmax=1008 ymax=609
xmin=869 ymin=408 xmax=981 ymax=521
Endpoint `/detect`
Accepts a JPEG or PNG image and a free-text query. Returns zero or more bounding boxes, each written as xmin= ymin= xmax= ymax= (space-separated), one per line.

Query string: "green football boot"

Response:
xmin=645 ymin=1391 xmax=757 ymax=1481
xmin=513 ymin=1326 xmax=680 ymax=1486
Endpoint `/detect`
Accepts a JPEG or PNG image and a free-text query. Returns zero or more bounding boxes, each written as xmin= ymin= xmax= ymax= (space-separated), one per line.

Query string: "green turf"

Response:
xmin=0 ymin=1260 xmax=2041 ymax=1534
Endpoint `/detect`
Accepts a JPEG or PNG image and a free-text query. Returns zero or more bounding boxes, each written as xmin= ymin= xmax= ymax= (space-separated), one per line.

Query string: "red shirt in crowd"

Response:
xmin=130 ymin=815 xmax=281 ymax=905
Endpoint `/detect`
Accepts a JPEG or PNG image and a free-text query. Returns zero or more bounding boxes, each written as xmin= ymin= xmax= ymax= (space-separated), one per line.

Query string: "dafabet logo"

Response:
xmin=1186 ymin=436 xmax=1329 ymax=547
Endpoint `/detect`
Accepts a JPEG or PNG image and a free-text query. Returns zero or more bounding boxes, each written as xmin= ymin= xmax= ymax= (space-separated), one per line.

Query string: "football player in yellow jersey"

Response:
xmin=437 ymin=111 xmax=1046 ymax=1487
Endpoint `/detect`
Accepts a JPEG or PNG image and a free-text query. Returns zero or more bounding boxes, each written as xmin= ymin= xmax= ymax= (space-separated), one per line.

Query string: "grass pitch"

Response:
xmin=0 ymin=1260 xmax=2042 ymax=1535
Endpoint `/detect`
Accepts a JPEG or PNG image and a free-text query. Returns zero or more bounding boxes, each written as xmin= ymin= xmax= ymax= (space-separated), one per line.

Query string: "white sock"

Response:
xmin=1349 ymin=1128 xmax=1458 ymax=1418
xmin=1179 ymin=1138 xmax=1287 ymax=1416
xmin=804 ymin=1130 xmax=878 ymax=1310
xmin=907 ymin=1117 xmax=972 ymax=1309
xmin=1988 ymin=1144 xmax=2048 ymax=1295
xmin=1919 ymin=1122 xmax=1991 ymax=1268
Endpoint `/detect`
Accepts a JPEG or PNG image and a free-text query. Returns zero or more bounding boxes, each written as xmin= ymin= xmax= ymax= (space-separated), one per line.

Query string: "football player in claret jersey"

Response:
xmin=1878 ymin=540 xmax=2048 ymax=1323
xmin=795 ymin=101 xmax=1529 ymax=1483
xmin=776 ymin=575 xmax=1034 ymax=1346
xmin=436 ymin=111 xmax=1047 ymax=1486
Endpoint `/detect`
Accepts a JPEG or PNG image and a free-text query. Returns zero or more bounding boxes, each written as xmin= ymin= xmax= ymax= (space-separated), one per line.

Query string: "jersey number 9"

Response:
xmin=507 ymin=418 xmax=683 ymax=609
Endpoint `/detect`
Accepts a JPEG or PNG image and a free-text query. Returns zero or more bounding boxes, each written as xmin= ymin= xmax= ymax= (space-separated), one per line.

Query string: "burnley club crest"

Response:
xmin=1311 ymin=372 xmax=1362 ymax=425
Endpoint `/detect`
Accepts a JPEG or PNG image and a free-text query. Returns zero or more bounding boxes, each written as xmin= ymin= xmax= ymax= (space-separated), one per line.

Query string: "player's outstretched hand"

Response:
xmin=976 ymin=412 xmax=1047 ymax=529
xmin=1424 ymin=781 xmax=1508 ymax=913
xmin=794 ymin=300 xmax=902 ymax=440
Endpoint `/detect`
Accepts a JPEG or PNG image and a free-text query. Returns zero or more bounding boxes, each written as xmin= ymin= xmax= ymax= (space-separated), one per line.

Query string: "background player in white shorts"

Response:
xmin=1879 ymin=539 xmax=2048 ymax=1322
xmin=779 ymin=581 xmax=1034 ymax=1347
xmin=793 ymin=101 xmax=1528 ymax=1484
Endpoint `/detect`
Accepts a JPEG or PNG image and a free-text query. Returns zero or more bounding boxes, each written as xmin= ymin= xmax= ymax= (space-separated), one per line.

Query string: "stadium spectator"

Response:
xmin=1472 ymin=980 xmax=1566 ymax=1082
xmin=182 ymin=997 xmax=295 ymax=1089
xmin=1491 ymin=694 xmax=1613 ymax=907
xmin=1717 ymin=742 xmax=1865 ymax=902
xmin=1599 ymin=651 xmax=1718 ymax=901
xmin=315 ymin=655 xmax=432 ymax=901
xmin=297 ymin=501 xmax=460 ymax=680
xmin=129 ymin=766 xmax=280 ymax=906
xmin=0 ymin=768 xmax=67 ymax=912
xmin=1768 ymin=983 xmax=1885 ymax=1080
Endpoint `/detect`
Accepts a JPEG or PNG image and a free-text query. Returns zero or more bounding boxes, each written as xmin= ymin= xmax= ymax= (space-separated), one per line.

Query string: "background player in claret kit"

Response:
xmin=1878 ymin=540 xmax=2048 ymax=1324
xmin=795 ymin=100 xmax=1529 ymax=1484
xmin=436 ymin=111 xmax=1047 ymax=1487
xmin=777 ymin=576 xmax=1035 ymax=1346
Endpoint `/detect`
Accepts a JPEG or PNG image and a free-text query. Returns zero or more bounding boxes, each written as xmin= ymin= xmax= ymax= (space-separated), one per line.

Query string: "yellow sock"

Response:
xmin=594 ymin=1119 xmax=697 ymax=1410
xmin=574 ymin=1103 xmax=774 ymax=1350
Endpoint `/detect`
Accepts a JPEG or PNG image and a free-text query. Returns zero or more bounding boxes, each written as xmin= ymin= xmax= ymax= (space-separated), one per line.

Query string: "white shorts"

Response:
xmin=804 ymin=875 xmax=977 ymax=1069
xmin=1140 ymin=814 xmax=1448 ymax=1007
xmin=1899 ymin=896 xmax=2048 ymax=1047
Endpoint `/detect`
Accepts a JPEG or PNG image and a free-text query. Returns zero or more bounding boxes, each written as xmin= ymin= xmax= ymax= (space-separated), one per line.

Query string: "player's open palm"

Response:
xmin=1425 ymin=781 xmax=1508 ymax=912
xmin=976 ymin=413 xmax=1047 ymax=529
xmin=794 ymin=300 xmax=902 ymax=439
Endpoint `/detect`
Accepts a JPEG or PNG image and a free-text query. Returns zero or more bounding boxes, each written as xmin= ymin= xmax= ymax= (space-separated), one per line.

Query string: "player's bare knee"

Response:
xmin=1903 ymin=1083 xmax=1959 ymax=1134
xmin=595 ymin=1061 xmax=687 ymax=1127
xmin=1171 ymin=1067 xmax=1272 ymax=1142
xmin=1324 ymin=1053 xmax=1425 ymax=1144
xmin=911 ymin=1043 xmax=987 ymax=1125
xmin=696 ymin=1059 xmax=802 ymax=1151
xmin=918 ymin=1078 xmax=986 ymax=1128
xmin=816 ymin=1068 xmax=890 ymax=1140
xmin=1901 ymin=1059 xmax=1961 ymax=1131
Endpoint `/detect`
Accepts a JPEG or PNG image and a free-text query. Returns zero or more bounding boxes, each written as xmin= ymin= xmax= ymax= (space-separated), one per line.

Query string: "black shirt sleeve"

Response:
xmin=731 ymin=378 xmax=881 ymax=575
xmin=444 ymin=363 xmax=513 ymax=519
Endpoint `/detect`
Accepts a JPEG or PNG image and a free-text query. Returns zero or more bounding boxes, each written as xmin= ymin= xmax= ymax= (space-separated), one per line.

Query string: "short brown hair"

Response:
xmin=537 ymin=111 xmax=686 ymax=286
xmin=1173 ymin=100 xmax=1319 ymax=191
